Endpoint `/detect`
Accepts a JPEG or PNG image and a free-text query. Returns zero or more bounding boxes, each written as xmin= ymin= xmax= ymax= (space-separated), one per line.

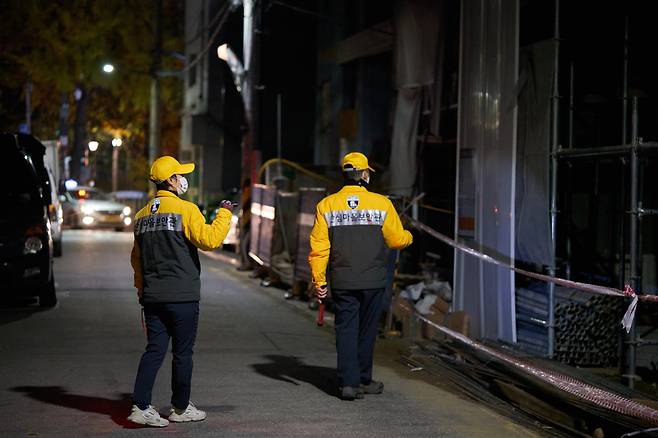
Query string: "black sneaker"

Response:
xmin=360 ymin=380 xmax=384 ymax=394
xmin=340 ymin=386 xmax=364 ymax=400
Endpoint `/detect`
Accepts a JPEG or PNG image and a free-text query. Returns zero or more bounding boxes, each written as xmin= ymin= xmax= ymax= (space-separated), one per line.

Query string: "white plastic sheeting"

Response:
xmin=394 ymin=0 xmax=441 ymax=89
xmin=454 ymin=0 xmax=519 ymax=342
xmin=515 ymin=41 xmax=556 ymax=267
xmin=390 ymin=0 xmax=442 ymax=196
xmin=390 ymin=88 xmax=422 ymax=195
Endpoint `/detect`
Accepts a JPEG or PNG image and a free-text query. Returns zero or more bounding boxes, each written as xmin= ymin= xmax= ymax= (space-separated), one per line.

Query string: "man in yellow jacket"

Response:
xmin=309 ymin=152 xmax=413 ymax=400
xmin=128 ymin=156 xmax=233 ymax=427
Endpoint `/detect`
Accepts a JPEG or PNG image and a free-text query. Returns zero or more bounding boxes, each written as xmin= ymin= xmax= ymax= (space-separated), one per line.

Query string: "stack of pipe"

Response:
xmin=516 ymin=286 xmax=622 ymax=366
xmin=554 ymin=293 xmax=622 ymax=366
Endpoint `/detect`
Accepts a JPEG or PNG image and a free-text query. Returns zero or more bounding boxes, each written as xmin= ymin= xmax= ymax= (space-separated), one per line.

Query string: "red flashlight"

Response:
xmin=316 ymin=301 xmax=325 ymax=326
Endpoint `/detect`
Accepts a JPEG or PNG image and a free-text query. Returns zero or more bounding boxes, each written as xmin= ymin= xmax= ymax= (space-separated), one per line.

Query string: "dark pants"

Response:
xmin=133 ymin=302 xmax=199 ymax=410
xmin=332 ymin=288 xmax=385 ymax=388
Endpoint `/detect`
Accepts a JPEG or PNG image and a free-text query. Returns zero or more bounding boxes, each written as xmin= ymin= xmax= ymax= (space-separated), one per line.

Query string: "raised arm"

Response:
xmin=183 ymin=203 xmax=233 ymax=251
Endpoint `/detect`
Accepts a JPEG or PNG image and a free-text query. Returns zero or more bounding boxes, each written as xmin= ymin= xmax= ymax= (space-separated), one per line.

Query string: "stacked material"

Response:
xmin=516 ymin=285 xmax=622 ymax=366
xmin=554 ymin=293 xmax=622 ymax=367
xmin=293 ymin=188 xmax=326 ymax=283
xmin=249 ymin=184 xmax=300 ymax=284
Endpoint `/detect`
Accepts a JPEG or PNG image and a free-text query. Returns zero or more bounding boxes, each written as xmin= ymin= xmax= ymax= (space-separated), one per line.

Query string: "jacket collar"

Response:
xmin=156 ymin=189 xmax=179 ymax=198
xmin=339 ymin=185 xmax=368 ymax=193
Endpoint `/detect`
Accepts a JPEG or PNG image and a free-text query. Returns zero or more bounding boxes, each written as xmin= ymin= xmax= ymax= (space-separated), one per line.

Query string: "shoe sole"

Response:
xmin=340 ymin=391 xmax=364 ymax=401
xmin=360 ymin=384 xmax=384 ymax=395
xmin=168 ymin=415 xmax=207 ymax=422
xmin=361 ymin=389 xmax=383 ymax=395
xmin=127 ymin=415 xmax=169 ymax=427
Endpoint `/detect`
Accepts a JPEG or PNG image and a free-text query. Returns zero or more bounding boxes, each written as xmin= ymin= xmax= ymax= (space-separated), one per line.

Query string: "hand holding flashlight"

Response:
xmin=219 ymin=200 xmax=236 ymax=212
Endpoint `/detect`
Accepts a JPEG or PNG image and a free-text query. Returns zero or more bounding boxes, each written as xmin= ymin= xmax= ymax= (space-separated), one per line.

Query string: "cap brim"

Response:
xmin=367 ymin=166 xmax=375 ymax=172
xmin=176 ymin=163 xmax=195 ymax=174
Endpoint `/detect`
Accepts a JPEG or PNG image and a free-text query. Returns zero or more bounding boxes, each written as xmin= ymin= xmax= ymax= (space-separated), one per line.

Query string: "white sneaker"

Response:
xmin=168 ymin=401 xmax=207 ymax=422
xmin=127 ymin=405 xmax=169 ymax=427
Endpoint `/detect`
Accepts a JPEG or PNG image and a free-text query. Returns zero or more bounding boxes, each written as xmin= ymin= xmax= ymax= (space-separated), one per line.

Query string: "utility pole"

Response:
xmin=71 ymin=85 xmax=89 ymax=182
xmin=149 ymin=0 xmax=163 ymax=164
xmin=112 ymin=138 xmax=122 ymax=193
xmin=24 ymin=80 xmax=32 ymax=134
xmin=245 ymin=0 xmax=261 ymax=184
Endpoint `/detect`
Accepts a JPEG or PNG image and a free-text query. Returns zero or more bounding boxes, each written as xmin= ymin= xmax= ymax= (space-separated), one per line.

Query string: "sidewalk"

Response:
xmin=200 ymin=252 xmax=543 ymax=437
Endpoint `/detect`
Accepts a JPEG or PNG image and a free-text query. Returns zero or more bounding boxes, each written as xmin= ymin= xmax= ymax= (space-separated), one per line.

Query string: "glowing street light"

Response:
xmin=102 ymin=63 xmax=115 ymax=74
xmin=88 ymin=141 xmax=99 ymax=152
xmin=217 ymin=44 xmax=229 ymax=61
xmin=111 ymin=137 xmax=123 ymax=147
xmin=216 ymin=43 xmax=245 ymax=86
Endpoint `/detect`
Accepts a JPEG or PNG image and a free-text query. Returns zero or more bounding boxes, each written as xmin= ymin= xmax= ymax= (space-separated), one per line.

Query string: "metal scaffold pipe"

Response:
xmin=548 ymin=0 xmax=561 ymax=359
xmin=626 ymin=96 xmax=640 ymax=388
xmin=568 ymin=62 xmax=574 ymax=149
xmin=622 ymin=16 xmax=629 ymax=146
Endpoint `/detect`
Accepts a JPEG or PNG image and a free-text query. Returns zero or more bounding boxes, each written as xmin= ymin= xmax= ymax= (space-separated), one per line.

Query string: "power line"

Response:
xmin=184 ymin=2 xmax=227 ymax=46
xmin=181 ymin=1 xmax=233 ymax=73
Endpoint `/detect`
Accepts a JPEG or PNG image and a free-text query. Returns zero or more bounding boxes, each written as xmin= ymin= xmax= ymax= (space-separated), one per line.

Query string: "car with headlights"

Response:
xmin=14 ymin=134 xmax=64 ymax=256
xmin=0 ymin=133 xmax=56 ymax=307
xmin=110 ymin=190 xmax=148 ymax=225
xmin=61 ymin=186 xmax=132 ymax=231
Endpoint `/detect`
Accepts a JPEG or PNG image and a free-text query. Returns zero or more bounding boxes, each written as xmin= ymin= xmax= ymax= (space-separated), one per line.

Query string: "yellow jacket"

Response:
xmin=131 ymin=190 xmax=232 ymax=303
xmin=308 ymin=185 xmax=412 ymax=290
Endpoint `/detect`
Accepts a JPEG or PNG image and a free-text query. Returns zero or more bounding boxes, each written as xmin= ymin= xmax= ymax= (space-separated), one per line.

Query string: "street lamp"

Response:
xmin=86 ymin=141 xmax=99 ymax=185
xmin=216 ymin=43 xmax=245 ymax=91
xmin=112 ymin=138 xmax=122 ymax=192
xmin=217 ymin=42 xmax=254 ymax=187
xmin=100 ymin=61 xmax=180 ymax=167
xmin=217 ymin=44 xmax=229 ymax=61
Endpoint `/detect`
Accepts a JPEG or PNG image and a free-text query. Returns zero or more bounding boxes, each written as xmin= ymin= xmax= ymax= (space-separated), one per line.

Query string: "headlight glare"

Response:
xmin=123 ymin=206 xmax=131 ymax=216
xmin=81 ymin=205 xmax=94 ymax=215
xmin=24 ymin=236 xmax=43 ymax=254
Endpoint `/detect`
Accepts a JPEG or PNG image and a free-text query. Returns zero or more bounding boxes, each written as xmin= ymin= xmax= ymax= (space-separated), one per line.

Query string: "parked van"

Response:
xmin=0 ymin=133 xmax=57 ymax=307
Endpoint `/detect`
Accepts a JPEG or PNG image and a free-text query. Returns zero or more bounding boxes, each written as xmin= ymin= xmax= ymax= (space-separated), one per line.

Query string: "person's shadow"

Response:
xmin=10 ymin=386 xmax=139 ymax=428
xmin=250 ymin=355 xmax=339 ymax=399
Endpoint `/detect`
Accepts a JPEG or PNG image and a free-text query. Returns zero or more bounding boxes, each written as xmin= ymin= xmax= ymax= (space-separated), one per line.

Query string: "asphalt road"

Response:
xmin=0 ymin=230 xmax=539 ymax=437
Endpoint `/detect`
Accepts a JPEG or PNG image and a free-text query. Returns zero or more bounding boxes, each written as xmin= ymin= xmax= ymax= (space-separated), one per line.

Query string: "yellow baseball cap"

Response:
xmin=149 ymin=156 xmax=195 ymax=183
xmin=341 ymin=152 xmax=375 ymax=172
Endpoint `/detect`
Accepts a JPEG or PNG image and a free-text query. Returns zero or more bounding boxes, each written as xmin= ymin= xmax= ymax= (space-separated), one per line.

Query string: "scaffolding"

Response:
xmin=546 ymin=0 xmax=658 ymax=387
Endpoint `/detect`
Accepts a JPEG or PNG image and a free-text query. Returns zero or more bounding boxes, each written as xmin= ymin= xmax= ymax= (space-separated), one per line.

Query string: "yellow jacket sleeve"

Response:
xmin=308 ymin=205 xmax=330 ymax=287
xmin=184 ymin=205 xmax=233 ymax=251
xmin=130 ymin=240 xmax=143 ymax=295
xmin=382 ymin=200 xmax=413 ymax=250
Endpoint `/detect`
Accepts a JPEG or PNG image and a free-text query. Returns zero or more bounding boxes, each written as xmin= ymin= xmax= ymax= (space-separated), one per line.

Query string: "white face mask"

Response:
xmin=177 ymin=176 xmax=189 ymax=195
xmin=362 ymin=171 xmax=370 ymax=185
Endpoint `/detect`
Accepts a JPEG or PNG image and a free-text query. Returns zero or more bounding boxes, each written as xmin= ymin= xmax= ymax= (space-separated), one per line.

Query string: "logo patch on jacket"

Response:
xmin=150 ymin=198 xmax=160 ymax=214
xmin=347 ymin=195 xmax=359 ymax=209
